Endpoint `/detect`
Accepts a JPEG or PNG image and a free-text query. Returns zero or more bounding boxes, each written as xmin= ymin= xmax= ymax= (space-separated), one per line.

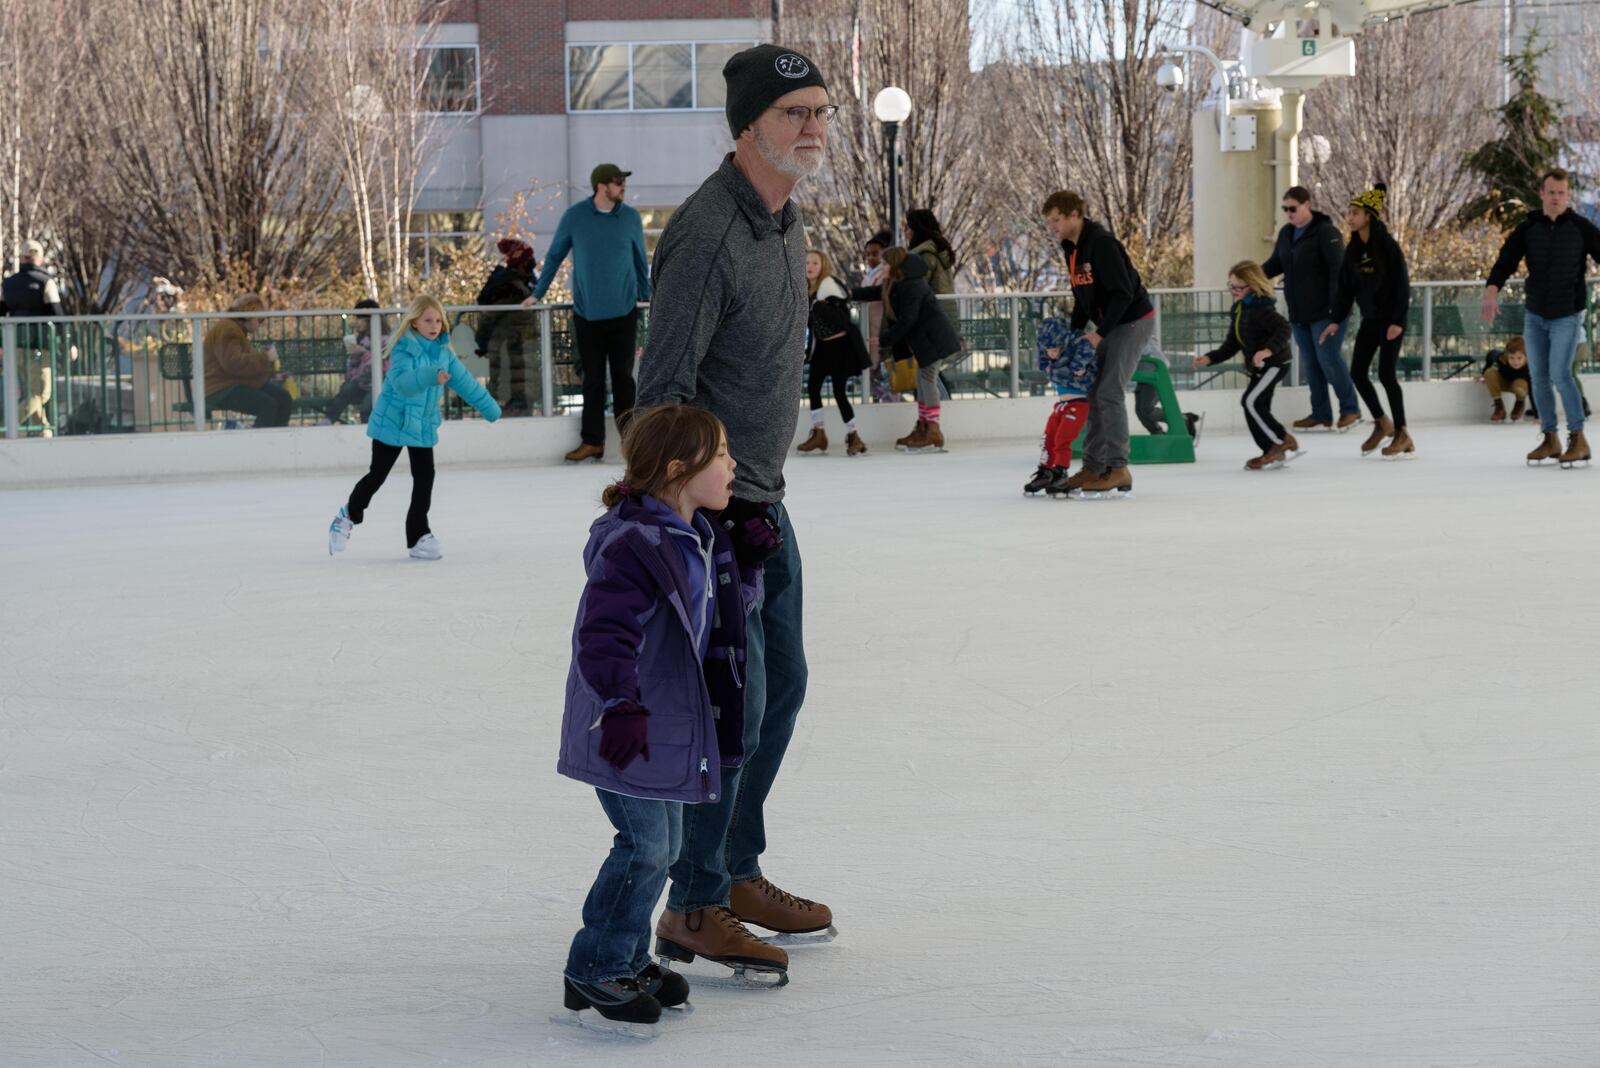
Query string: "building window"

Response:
xmin=632 ymin=44 xmax=693 ymax=110
xmin=421 ymin=46 xmax=480 ymax=113
xmin=567 ymin=41 xmax=757 ymax=113
xmin=693 ymin=43 xmax=744 ymax=109
xmin=406 ymin=211 xmax=484 ymax=277
xmin=568 ymin=44 xmax=631 ymax=111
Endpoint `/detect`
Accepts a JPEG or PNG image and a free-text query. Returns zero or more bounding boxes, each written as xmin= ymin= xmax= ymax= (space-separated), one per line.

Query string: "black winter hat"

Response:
xmin=723 ymin=45 xmax=828 ymax=138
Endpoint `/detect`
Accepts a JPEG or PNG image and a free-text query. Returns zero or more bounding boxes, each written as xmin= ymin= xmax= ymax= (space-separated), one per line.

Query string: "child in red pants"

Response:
xmin=1024 ymin=318 xmax=1097 ymax=497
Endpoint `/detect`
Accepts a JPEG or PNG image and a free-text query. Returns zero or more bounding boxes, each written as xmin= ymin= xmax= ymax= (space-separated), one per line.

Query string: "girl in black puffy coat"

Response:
xmin=1193 ymin=260 xmax=1298 ymax=470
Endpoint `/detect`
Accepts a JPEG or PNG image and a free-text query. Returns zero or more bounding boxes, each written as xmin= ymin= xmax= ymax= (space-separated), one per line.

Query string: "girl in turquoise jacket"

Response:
xmin=328 ymin=295 xmax=501 ymax=560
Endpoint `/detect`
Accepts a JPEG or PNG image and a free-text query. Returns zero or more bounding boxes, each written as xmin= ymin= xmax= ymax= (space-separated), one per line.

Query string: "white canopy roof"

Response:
xmin=1201 ymin=0 xmax=1482 ymax=30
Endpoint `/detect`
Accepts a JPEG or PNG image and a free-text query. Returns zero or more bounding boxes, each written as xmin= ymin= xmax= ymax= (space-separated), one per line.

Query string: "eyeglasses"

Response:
xmin=768 ymin=104 xmax=839 ymax=127
xmin=1227 ymin=282 xmax=1248 ymax=292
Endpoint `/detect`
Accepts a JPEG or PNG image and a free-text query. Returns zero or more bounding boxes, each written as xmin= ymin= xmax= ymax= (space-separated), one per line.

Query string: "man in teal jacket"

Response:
xmin=533 ymin=162 xmax=651 ymax=462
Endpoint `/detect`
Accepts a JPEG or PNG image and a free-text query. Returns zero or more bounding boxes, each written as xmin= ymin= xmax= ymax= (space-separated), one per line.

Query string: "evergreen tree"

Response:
xmin=1460 ymin=34 xmax=1569 ymax=225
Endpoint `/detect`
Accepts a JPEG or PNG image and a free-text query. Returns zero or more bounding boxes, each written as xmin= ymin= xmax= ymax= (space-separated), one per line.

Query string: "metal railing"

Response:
xmin=4 ymin=281 xmax=1595 ymax=439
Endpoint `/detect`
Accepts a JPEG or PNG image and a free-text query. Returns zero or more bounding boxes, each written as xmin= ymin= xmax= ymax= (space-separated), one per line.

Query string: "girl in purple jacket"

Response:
xmin=556 ymin=404 xmax=756 ymax=1037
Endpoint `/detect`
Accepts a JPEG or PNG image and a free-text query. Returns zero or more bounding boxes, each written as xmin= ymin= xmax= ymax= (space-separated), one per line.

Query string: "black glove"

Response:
xmin=719 ymin=497 xmax=784 ymax=569
xmin=598 ymin=701 xmax=650 ymax=771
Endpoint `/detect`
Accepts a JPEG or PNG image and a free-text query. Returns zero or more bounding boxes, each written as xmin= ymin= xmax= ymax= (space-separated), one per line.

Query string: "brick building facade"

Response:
xmin=417 ymin=1 xmax=770 ymax=260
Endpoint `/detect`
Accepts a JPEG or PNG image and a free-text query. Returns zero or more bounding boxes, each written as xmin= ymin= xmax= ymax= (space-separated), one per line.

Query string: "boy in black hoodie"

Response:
xmin=1043 ymin=190 xmax=1155 ymax=498
xmin=1321 ymin=183 xmax=1414 ymax=458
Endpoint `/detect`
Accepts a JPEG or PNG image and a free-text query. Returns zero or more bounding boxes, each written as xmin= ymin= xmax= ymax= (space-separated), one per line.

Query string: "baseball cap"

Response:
xmin=590 ymin=163 xmax=632 ymax=188
xmin=21 ymin=238 xmax=44 ymax=259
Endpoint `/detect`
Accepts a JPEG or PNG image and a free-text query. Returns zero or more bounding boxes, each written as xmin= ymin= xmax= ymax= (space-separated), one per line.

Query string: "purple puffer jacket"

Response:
xmin=558 ymin=498 xmax=757 ymax=804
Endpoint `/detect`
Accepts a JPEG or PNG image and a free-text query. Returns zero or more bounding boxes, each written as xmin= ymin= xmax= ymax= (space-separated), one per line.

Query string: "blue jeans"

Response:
xmin=667 ymin=503 xmax=808 ymax=913
xmin=1523 ymin=310 xmax=1585 ymax=433
xmin=565 ymin=789 xmax=682 ymax=983
xmin=1291 ymin=320 xmax=1359 ymax=422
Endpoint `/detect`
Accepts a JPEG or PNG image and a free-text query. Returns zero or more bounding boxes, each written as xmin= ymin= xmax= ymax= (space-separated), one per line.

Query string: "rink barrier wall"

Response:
xmin=5 ymin=375 xmax=1594 ymax=488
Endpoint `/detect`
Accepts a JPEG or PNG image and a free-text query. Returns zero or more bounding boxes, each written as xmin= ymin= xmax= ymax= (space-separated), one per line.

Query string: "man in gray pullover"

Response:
xmin=637 ymin=44 xmax=837 ymax=985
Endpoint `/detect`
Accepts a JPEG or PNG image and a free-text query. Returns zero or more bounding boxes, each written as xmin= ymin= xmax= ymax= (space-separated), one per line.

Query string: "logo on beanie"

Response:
xmin=775 ymin=53 xmax=810 ymax=78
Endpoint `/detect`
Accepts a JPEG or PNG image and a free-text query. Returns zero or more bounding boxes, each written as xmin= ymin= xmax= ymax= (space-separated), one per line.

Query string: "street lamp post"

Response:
xmin=873 ymin=87 xmax=912 ymax=247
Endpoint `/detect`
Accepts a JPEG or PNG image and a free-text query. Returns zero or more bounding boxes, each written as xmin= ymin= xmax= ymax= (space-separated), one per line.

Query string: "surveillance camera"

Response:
xmin=1156 ymin=62 xmax=1184 ymax=93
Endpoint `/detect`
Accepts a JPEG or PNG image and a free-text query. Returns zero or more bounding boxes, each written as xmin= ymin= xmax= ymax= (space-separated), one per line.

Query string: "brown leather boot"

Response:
xmin=920 ymin=421 xmax=945 ymax=451
xmin=1292 ymin=415 xmax=1331 ymax=430
xmin=1360 ymin=416 xmax=1394 ymax=456
xmin=1245 ymin=451 xmax=1273 ymax=470
xmin=1062 ymin=467 xmax=1101 ymax=493
xmin=1335 ymin=412 xmax=1362 ymax=432
xmin=655 ymin=907 xmax=788 ymax=974
xmin=845 ymin=431 xmax=867 ymax=456
xmin=730 ymin=877 xmax=834 ymax=935
xmin=564 ymin=442 xmax=604 ymax=463
xmin=1527 ymin=431 xmax=1562 ymax=465
xmin=1510 ymin=395 xmax=1528 ymax=422
xmin=894 ymin=420 xmax=926 ymax=450
xmin=796 ymin=427 xmax=827 ymax=454
xmin=1075 ymin=466 xmax=1133 ymax=497
xmin=1558 ymin=430 xmax=1591 ymax=467
xmin=1381 ymin=426 xmax=1415 ymax=457
xmin=1490 ymin=399 xmax=1507 ymax=423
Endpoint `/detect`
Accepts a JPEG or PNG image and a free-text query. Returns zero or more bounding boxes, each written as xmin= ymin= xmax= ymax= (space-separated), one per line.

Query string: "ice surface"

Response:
xmin=2 ymin=423 xmax=1597 ymax=1067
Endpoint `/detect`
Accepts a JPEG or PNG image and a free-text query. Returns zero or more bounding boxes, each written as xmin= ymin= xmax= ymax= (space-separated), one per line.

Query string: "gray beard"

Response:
xmin=754 ymin=126 xmax=824 ymax=179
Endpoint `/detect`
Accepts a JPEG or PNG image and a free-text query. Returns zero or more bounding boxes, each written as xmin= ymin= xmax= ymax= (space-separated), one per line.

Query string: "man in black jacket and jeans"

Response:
xmin=1043 ymin=191 xmax=1155 ymax=497
xmin=1481 ymin=168 xmax=1598 ymax=466
xmin=1263 ymin=186 xmax=1361 ymax=432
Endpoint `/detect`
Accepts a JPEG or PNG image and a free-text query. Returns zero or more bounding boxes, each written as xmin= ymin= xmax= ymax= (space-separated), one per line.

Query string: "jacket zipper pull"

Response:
xmin=700 ymin=758 xmax=715 ymax=801
xmin=728 ymin=650 xmax=742 ymax=689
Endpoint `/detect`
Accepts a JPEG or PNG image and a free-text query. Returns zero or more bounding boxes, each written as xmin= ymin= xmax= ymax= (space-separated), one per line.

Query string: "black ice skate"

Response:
xmin=557 ymin=976 xmax=663 ymax=1040
xmin=1044 ymin=466 xmax=1078 ymax=499
xmin=1024 ymin=465 xmax=1060 ymax=496
xmin=637 ymin=963 xmax=694 ymax=1014
xmin=1185 ymin=411 xmax=1204 ymax=445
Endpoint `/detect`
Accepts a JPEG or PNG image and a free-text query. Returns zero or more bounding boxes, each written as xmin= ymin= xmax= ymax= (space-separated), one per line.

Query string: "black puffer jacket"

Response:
xmin=1262 ymin=211 xmax=1344 ymax=325
xmin=1483 ymin=349 xmax=1531 ymax=384
xmin=1203 ymin=295 xmax=1292 ymax=374
xmin=1487 ymin=209 xmax=1600 ymax=320
xmin=1331 ymin=218 xmax=1410 ymax=329
xmin=864 ymin=255 xmax=963 ymax=366
xmin=473 ymin=264 xmax=536 ymax=354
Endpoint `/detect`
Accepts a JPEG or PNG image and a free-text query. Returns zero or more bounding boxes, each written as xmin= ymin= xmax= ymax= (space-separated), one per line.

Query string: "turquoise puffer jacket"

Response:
xmin=368 ymin=330 xmax=501 ymax=448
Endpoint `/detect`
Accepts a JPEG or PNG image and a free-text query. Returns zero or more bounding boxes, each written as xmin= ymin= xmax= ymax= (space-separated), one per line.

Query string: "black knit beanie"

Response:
xmin=723 ymin=45 xmax=828 ymax=138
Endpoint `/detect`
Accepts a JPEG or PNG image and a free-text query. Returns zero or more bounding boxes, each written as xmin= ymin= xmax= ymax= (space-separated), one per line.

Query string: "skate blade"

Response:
xmin=551 ymin=1008 xmax=659 ymax=1040
xmin=1267 ymin=450 xmax=1306 ymax=469
xmin=901 ymin=445 xmax=946 ymax=454
xmin=1559 ymin=459 xmax=1591 ymax=468
xmin=656 ymin=956 xmax=788 ymax=990
xmin=1068 ymin=489 xmax=1134 ymax=501
xmin=760 ymin=924 xmax=838 ymax=947
xmin=1381 ymin=451 xmax=1416 ymax=461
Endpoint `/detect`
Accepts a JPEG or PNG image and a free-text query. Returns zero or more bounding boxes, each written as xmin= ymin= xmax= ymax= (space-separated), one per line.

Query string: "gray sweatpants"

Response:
xmin=1084 ymin=315 xmax=1157 ymax=472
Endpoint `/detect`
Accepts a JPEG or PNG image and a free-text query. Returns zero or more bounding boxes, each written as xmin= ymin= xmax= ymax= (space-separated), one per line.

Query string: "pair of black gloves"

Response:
xmin=597 ymin=497 xmax=783 ymax=771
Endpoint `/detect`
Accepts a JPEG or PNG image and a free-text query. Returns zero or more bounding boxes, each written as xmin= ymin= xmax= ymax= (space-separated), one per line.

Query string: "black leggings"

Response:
xmin=807 ymin=337 xmax=855 ymax=424
xmin=347 ymin=440 xmax=435 ymax=548
xmin=1350 ymin=320 xmax=1407 ymax=427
